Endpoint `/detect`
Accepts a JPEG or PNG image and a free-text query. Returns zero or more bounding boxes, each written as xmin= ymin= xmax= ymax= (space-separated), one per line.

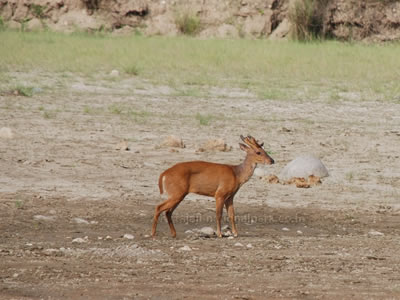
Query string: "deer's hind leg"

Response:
xmin=152 ymin=194 xmax=186 ymax=237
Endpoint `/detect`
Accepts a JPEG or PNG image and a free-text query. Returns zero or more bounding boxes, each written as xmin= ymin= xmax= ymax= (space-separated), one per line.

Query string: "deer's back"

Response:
xmin=162 ymin=161 xmax=237 ymax=197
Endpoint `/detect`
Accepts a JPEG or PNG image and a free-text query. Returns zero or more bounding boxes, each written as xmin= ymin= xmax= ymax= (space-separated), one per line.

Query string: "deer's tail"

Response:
xmin=158 ymin=172 xmax=165 ymax=195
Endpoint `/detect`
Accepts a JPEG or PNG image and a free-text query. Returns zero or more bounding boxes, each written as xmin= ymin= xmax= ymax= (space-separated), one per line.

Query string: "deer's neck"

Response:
xmin=234 ymin=155 xmax=257 ymax=186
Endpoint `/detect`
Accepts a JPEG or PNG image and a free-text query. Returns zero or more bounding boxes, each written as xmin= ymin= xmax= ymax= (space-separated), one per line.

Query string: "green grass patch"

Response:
xmin=1 ymin=31 xmax=400 ymax=102
xmin=195 ymin=113 xmax=213 ymax=126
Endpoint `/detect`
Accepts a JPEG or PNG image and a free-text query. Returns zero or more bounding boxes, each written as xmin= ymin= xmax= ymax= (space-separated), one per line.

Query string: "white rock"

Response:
xmin=282 ymin=227 xmax=290 ymax=231
xmin=72 ymin=237 xmax=87 ymax=244
xmin=34 ymin=215 xmax=55 ymax=221
xmin=178 ymin=245 xmax=192 ymax=251
xmin=200 ymin=227 xmax=215 ymax=236
xmin=73 ymin=217 xmax=89 ymax=224
xmin=184 ymin=230 xmax=194 ymax=234
xmin=0 ymin=127 xmax=14 ymax=139
xmin=254 ymin=166 xmax=269 ymax=177
xmin=110 ymin=69 xmax=120 ymax=76
xmin=123 ymin=234 xmax=135 ymax=240
xmin=297 ymin=230 xmax=303 ymax=235
xmin=368 ymin=230 xmax=384 ymax=236
xmin=246 ymin=243 xmax=253 ymax=249
xmin=105 ymin=235 xmax=112 ymax=240
xmin=280 ymin=154 xmax=329 ymax=180
xmin=234 ymin=242 xmax=244 ymax=247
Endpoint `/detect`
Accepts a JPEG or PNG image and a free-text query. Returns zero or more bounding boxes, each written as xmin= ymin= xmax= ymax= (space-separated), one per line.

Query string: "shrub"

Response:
xmin=288 ymin=0 xmax=329 ymax=41
xmin=176 ymin=13 xmax=201 ymax=36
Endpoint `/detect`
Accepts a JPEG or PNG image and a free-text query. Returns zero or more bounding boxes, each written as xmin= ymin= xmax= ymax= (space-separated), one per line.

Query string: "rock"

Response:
xmin=123 ymin=234 xmax=135 ymax=240
xmin=26 ymin=18 xmax=43 ymax=31
xmin=199 ymin=227 xmax=215 ymax=236
xmin=269 ymin=18 xmax=290 ymax=40
xmin=282 ymin=227 xmax=290 ymax=231
xmin=234 ymin=242 xmax=243 ymax=247
xmin=280 ymin=154 xmax=329 ymax=181
xmin=72 ymin=237 xmax=88 ymax=244
xmin=7 ymin=20 xmax=21 ymax=30
xmin=115 ymin=140 xmax=129 ymax=151
xmin=34 ymin=215 xmax=55 ymax=221
xmin=160 ymin=135 xmax=185 ymax=148
xmin=110 ymin=69 xmax=120 ymax=77
xmin=262 ymin=174 xmax=280 ymax=184
xmin=178 ymin=245 xmax=192 ymax=251
xmin=254 ymin=166 xmax=268 ymax=177
xmin=197 ymin=139 xmax=231 ymax=152
xmin=368 ymin=230 xmax=384 ymax=236
xmin=0 ymin=127 xmax=13 ymax=139
xmin=297 ymin=230 xmax=303 ymax=235
xmin=105 ymin=235 xmax=113 ymax=240
xmin=246 ymin=243 xmax=253 ymax=249
xmin=73 ymin=217 xmax=90 ymax=224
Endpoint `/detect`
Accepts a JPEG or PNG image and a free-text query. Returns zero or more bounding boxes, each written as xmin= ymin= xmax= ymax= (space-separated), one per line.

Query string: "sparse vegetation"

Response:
xmin=175 ymin=13 xmax=201 ymax=36
xmin=288 ymin=0 xmax=329 ymax=41
xmin=31 ymin=4 xmax=46 ymax=19
xmin=124 ymin=64 xmax=140 ymax=76
xmin=0 ymin=31 xmax=400 ymax=102
xmin=15 ymin=85 xmax=34 ymax=97
xmin=195 ymin=113 xmax=213 ymax=126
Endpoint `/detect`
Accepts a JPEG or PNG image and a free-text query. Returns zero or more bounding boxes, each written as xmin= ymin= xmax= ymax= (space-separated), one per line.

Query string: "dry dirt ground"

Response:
xmin=1 ymin=71 xmax=400 ymax=299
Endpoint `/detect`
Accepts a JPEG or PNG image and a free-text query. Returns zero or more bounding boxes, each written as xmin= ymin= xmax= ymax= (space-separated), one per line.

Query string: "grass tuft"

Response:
xmin=176 ymin=13 xmax=202 ymax=36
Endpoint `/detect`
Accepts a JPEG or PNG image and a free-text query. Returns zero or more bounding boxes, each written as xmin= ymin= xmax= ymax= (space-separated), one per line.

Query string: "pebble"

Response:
xmin=178 ymin=245 xmax=192 ymax=251
xmin=73 ymin=217 xmax=89 ymax=224
xmin=110 ymin=69 xmax=120 ymax=76
xmin=0 ymin=127 xmax=13 ymax=139
xmin=368 ymin=230 xmax=384 ymax=236
xmin=123 ymin=234 xmax=135 ymax=240
xmin=34 ymin=215 xmax=56 ymax=221
xmin=200 ymin=227 xmax=215 ymax=236
xmin=234 ymin=242 xmax=244 ymax=247
xmin=297 ymin=230 xmax=303 ymax=235
xmin=282 ymin=227 xmax=290 ymax=231
xmin=72 ymin=237 xmax=88 ymax=244
xmin=105 ymin=235 xmax=113 ymax=240
xmin=246 ymin=243 xmax=253 ymax=249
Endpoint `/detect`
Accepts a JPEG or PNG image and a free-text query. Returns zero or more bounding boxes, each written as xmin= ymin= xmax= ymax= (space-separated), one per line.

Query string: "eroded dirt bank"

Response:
xmin=1 ymin=0 xmax=400 ymax=41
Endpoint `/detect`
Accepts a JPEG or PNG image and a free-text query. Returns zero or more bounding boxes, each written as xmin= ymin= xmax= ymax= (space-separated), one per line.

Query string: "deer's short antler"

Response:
xmin=240 ymin=135 xmax=264 ymax=149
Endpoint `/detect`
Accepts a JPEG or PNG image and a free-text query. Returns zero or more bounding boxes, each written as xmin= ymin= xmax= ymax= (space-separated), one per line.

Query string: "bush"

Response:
xmin=288 ymin=0 xmax=329 ymax=41
xmin=176 ymin=13 xmax=201 ymax=36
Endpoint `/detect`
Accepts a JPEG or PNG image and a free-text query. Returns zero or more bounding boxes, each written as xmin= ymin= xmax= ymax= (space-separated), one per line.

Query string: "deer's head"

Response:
xmin=239 ymin=135 xmax=274 ymax=165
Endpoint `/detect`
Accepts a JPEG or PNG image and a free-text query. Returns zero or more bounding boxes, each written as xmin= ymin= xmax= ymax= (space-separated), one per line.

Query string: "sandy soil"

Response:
xmin=1 ymin=71 xmax=400 ymax=299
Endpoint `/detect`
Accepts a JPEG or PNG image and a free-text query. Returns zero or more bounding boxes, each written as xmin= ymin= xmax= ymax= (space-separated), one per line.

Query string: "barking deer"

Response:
xmin=151 ymin=135 xmax=274 ymax=238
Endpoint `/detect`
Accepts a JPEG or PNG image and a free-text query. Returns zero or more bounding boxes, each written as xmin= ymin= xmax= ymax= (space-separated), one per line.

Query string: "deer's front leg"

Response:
xmin=215 ymin=197 xmax=225 ymax=238
xmin=225 ymin=197 xmax=238 ymax=237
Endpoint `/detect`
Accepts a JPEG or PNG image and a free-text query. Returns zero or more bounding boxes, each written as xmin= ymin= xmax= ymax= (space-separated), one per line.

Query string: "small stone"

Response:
xmin=160 ymin=135 xmax=185 ymax=148
xmin=297 ymin=230 xmax=303 ymax=235
xmin=368 ymin=230 xmax=384 ymax=236
xmin=178 ymin=245 xmax=192 ymax=251
xmin=123 ymin=234 xmax=135 ymax=240
xmin=115 ymin=140 xmax=129 ymax=151
xmin=234 ymin=242 xmax=244 ymax=247
xmin=110 ymin=69 xmax=120 ymax=77
xmin=105 ymin=235 xmax=112 ymax=240
xmin=0 ymin=127 xmax=13 ymax=139
xmin=228 ymin=236 xmax=234 ymax=240
xmin=72 ymin=237 xmax=87 ymax=244
xmin=73 ymin=217 xmax=89 ymax=224
xmin=282 ymin=227 xmax=290 ymax=231
xmin=34 ymin=215 xmax=55 ymax=221
xmin=246 ymin=243 xmax=253 ymax=248
xmin=199 ymin=227 xmax=215 ymax=236
xmin=184 ymin=230 xmax=194 ymax=234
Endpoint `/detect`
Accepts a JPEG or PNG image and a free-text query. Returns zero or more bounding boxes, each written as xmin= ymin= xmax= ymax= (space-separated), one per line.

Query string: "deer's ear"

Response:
xmin=239 ymin=143 xmax=249 ymax=152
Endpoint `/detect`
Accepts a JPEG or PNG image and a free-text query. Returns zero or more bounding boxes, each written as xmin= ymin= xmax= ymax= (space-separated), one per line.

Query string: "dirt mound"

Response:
xmin=0 ymin=0 xmax=399 ymax=41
